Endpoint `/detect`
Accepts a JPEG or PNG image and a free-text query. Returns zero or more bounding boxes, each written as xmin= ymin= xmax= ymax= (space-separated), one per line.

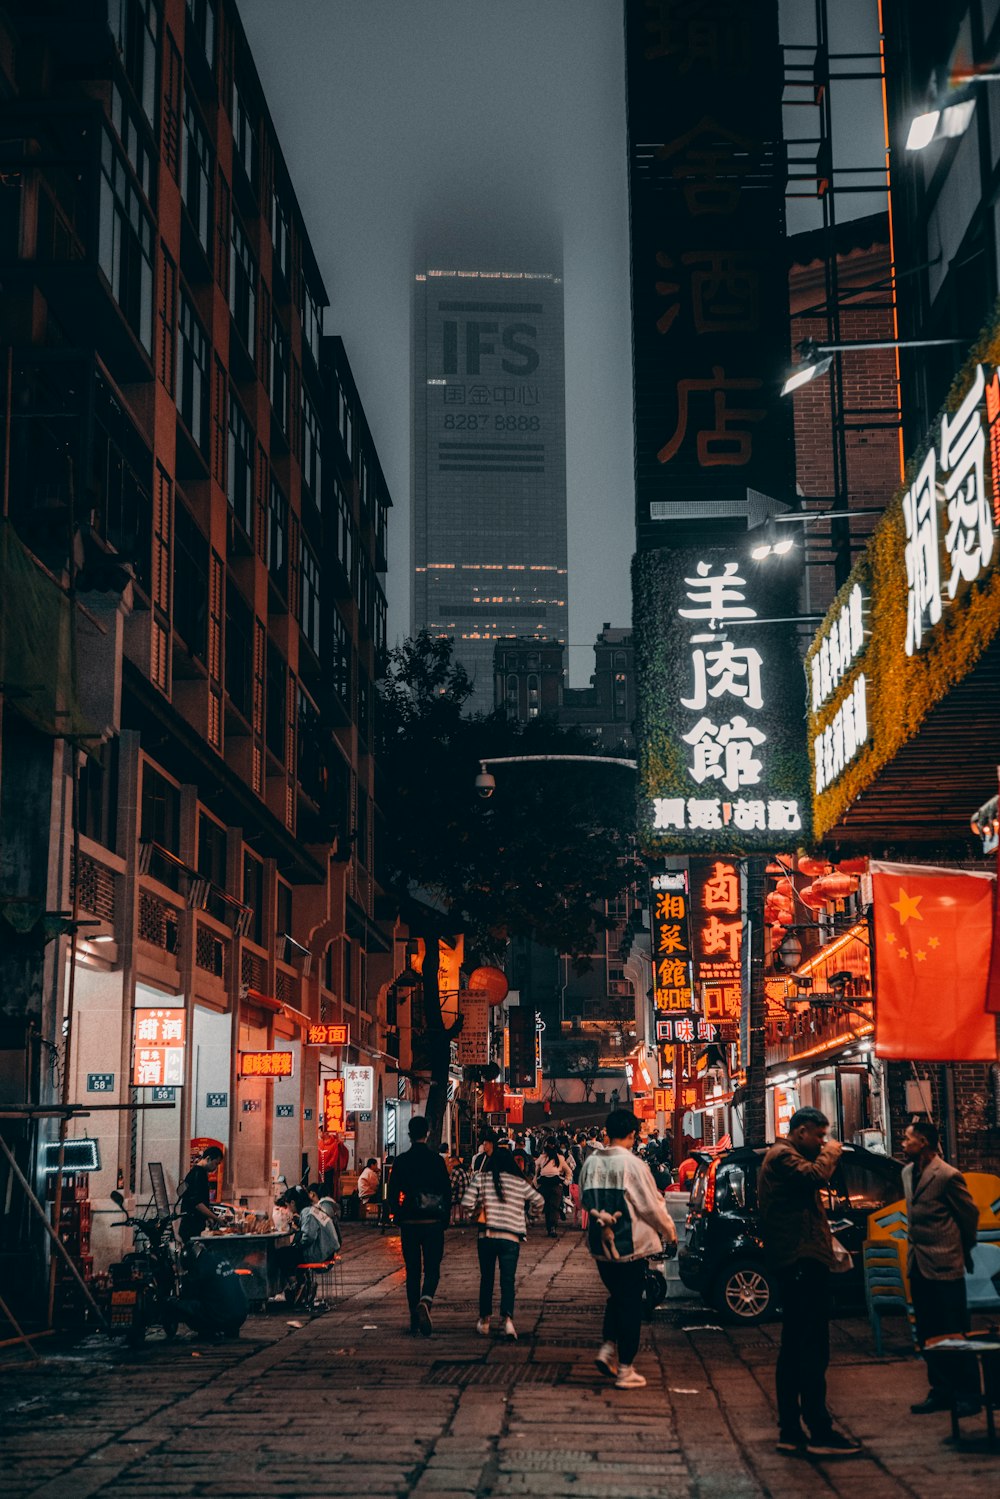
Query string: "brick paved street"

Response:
xmin=1 ymin=1225 xmax=996 ymax=1499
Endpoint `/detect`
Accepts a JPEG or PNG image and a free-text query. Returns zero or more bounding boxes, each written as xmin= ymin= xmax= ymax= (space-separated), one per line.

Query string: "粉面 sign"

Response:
xmin=306 ymin=1023 xmax=349 ymax=1046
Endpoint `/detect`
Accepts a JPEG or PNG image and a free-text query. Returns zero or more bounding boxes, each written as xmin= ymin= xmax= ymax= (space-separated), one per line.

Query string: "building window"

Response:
xmin=332 ymin=607 xmax=351 ymax=705
xmin=225 ymin=579 xmax=252 ymax=721
xmin=375 ymin=591 xmax=387 ymax=659
xmin=276 ymin=879 xmax=293 ymax=940
xmin=271 ymin=187 xmax=290 ymax=284
xmin=302 ymin=279 xmax=322 ymax=366
xmin=336 ymin=481 xmax=353 ymax=581
xmin=197 ymin=811 xmax=226 ymax=887
xmin=111 ymin=0 xmax=157 ymax=128
xmin=173 ymin=501 xmax=208 ymax=659
xmin=242 ymin=849 xmax=264 ymax=945
xmin=177 ymin=291 xmax=209 ymax=451
xmin=109 ymin=82 xmax=153 ymax=199
xmin=267 ymin=477 xmax=288 ymax=589
xmin=301 ymin=388 xmax=321 ymax=502
xmin=229 ymin=215 xmax=256 ymax=355
xmin=297 ymin=687 xmax=323 ymax=803
xmin=265 ymin=640 xmax=286 ymax=762
xmin=185 ymin=0 xmax=215 ymax=67
xmin=231 ymin=75 xmax=256 ymax=189
xmin=357 ymin=670 xmax=370 ymax=743
xmin=226 ymin=392 xmax=253 ymax=535
xmin=527 ymin=674 xmax=539 ymax=721
xmin=269 ymin=314 xmax=288 ymax=430
xmin=300 ymin=540 xmax=321 ymax=657
xmin=506 ymin=674 xmax=518 ymax=713
xmin=98 ymin=131 xmax=154 ymax=353
xmin=91 ymin=417 xmax=152 ymax=593
xmin=141 ymin=763 xmax=180 ymax=855
xmin=337 ymin=378 xmax=352 ymax=456
xmin=181 ymin=95 xmax=212 ymax=253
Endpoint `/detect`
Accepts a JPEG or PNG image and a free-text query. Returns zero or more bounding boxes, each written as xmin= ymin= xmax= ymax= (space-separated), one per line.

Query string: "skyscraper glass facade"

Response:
xmin=412 ymin=265 xmax=568 ymax=709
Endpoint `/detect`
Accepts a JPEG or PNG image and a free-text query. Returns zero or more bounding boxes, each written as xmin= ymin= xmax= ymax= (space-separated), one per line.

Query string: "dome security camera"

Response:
xmin=474 ymin=771 xmax=496 ymax=800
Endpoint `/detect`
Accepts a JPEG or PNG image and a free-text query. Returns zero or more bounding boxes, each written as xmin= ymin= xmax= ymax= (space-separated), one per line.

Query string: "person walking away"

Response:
xmin=472 ymin=1127 xmax=498 ymax=1174
xmin=536 ymin=1142 xmax=573 ymax=1237
xmin=579 ymin=1109 xmax=677 ymax=1390
xmin=387 ymin=1116 xmax=451 ymax=1335
xmin=758 ymin=1107 xmax=861 ymax=1458
xmin=463 ymin=1148 xmax=544 ymax=1340
xmin=177 ymin=1145 xmax=224 ymax=1243
xmin=902 ymin=1121 xmax=980 ymax=1416
xmin=357 ymin=1158 xmax=380 ymax=1218
xmin=450 ymin=1154 xmax=471 ymax=1224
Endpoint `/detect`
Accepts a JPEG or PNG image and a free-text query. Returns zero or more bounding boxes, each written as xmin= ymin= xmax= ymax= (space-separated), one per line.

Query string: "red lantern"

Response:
xmin=814 ymin=872 xmax=857 ymax=901
xmin=773 ymin=877 xmax=793 ymax=898
xmin=798 ymin=855 xmax=832 ymax=879
xmin=766 ymin=861 xmax=788 ymax=875
xmin=836 ymin=857 xmax=867 ymax=875
xmin=467 ymin=965 xmax=509 ymax=1006
xmin=798 ymin=883 xmax=828 ymax=910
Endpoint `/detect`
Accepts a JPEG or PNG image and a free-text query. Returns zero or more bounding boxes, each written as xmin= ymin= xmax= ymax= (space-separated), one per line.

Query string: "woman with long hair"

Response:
xmin=535 ymin=1140 xmax=574 ymax=1237
xmin=462 ymin=1148 xmax=544 ymax=1340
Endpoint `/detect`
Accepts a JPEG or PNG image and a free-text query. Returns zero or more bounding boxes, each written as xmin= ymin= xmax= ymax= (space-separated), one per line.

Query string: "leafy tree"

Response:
xmin=377 ymin=633 xmax=638 ymax=1144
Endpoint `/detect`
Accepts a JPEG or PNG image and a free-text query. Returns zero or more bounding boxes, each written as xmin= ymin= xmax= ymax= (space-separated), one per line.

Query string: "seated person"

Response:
xmin=357 ymin=1158 xmax=380 ymax=1212
xmin=303 ymin=1183 xmax=341 ymax=1257
xmin=169 ymin=1242 xmax=248 ymax=1339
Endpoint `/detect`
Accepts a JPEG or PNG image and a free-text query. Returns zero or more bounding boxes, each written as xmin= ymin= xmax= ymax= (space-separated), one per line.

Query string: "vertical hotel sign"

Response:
xmin=650 ymin=871 xmax=694 ymax=1010
xmin=625 ymin=0 xmax=793 ymax=549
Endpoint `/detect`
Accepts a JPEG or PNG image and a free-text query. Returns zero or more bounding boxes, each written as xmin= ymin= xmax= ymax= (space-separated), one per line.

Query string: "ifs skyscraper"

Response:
xmin=412 ymin=261 xmax=568 ymax=710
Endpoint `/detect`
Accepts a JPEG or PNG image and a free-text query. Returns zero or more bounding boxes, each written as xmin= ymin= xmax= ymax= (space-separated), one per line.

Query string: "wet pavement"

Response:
xmin=0 ymin=1223 xmax=996 ymax=1498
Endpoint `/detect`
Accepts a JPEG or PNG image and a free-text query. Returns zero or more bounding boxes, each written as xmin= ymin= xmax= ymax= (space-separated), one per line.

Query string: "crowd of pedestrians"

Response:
xmin=384 ymin=1109 xmax=679 ymax=1389
xmin=370 ymin=1103 xmax=989 ymax=1446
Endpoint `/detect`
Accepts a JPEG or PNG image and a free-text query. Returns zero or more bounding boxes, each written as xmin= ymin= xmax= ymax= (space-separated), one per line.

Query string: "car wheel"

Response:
xmin=714 ymin=1258 xmax=774 ymax=1324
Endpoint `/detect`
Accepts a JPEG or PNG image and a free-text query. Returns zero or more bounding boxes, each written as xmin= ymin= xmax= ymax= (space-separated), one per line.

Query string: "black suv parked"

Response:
xmin=678 ymin=1143 xmax=903 ymax=1323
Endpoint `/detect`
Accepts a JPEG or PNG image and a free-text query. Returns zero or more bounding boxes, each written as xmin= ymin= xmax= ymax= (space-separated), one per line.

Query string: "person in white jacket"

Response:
xmin=579 ymin=1109 xmax=677 ymax=1390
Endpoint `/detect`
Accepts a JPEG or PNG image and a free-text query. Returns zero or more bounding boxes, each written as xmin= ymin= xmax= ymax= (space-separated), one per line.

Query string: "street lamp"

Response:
xmin=748 ymin=505 xmax=887 ymax=563
xmin=905 ymin=64 xmax=1000 ymax=151
xmin=781 ymin=335 xmax=967 ymax=397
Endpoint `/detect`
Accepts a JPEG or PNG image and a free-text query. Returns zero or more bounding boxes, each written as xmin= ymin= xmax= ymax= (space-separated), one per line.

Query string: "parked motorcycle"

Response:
xmin=107 ymin=1189 xmax=181 ymax=1348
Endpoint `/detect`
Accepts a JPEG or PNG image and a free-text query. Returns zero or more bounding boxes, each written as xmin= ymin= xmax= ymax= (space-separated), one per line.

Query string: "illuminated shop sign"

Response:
xmin=635 ymin=547 xmax=811 ymax=853
xmin=690 ymin=858 xmax=743 ymax=1031
xmin=904 ymin=365 xmax=995 ymax=655
xmin=239 ymin=1051 xmax=294 ymax=1079
xmin=323 ymin=1077 xmax=345 ymax=1133
xmin=132 ymin=1008 xmax=186 ymax=1087
xmin=655 ymin=1015 xmax=718 ymax=1043
xmin=306 ymin=1023 xmax=349 ymax=1046
xmin=650 ymin=873 xmax=694 ymax=1011
xmin=811 ymin=584 xmax=867 ymax=711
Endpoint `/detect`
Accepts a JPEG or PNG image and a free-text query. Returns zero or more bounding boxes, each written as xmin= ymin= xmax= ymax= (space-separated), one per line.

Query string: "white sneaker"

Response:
xmin=476 ymin=1318 xmax=490 ymax=1336
xmin=595 ymin=1342 xmax=619 ymax=1377
xmin=614 ymin=1365 xmax=647 ymax=1389
xmin=502 ymin=1317 xmax=517 ymax=1341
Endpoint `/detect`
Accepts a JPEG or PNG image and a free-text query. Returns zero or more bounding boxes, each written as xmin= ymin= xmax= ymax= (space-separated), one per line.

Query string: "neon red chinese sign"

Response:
xmin=239 ymin=1051 xmax=294 ymax=1079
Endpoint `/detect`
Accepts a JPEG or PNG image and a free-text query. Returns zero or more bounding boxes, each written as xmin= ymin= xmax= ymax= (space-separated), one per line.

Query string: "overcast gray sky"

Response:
xmin=239 ymin=0 xmax=884 ymax=683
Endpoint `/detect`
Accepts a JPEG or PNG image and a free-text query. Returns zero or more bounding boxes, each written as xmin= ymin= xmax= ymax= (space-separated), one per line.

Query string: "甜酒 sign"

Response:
xmin=132 ymin=1008 xmax=186 ymax=1088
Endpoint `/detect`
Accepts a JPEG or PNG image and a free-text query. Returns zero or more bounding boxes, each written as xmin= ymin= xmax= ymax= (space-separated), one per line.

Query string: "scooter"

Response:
xmin=107 ymin=1189 xmax=181 ymax=1348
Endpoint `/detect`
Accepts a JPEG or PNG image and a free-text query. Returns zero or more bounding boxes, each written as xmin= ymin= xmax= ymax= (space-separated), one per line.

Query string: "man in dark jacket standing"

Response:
xmin=902 ymin=1121 xmax=980 ymax=1416
xmin=387 ymin=1116 xmax=451 ymax=1335
xmin=758 ymin=1108 xmax=861 ymax=1458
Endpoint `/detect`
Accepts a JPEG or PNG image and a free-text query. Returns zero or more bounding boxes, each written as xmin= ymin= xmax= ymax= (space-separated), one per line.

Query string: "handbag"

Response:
xmin=474 ymin=1181 xmax=488 ymax=1227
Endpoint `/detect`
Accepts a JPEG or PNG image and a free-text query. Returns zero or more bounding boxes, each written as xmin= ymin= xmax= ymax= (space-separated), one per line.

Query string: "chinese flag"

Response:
xmin=872 ymin=862 xmax=998 ymax=1061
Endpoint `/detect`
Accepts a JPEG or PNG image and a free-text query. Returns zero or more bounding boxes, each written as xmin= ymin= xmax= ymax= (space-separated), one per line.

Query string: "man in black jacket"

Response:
xmin=387 ymin=1116 xmax=451 ymax=1335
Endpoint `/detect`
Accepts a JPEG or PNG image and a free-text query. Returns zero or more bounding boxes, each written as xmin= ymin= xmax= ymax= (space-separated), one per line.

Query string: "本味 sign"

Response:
xmin=344 ymin=1065 xmax=373 ymax=1113
xmin=635 ymin=547 xmax=811 ymax=852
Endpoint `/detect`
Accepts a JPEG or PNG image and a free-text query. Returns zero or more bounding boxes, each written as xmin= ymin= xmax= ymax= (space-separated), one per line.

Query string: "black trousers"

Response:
xmin=477 ymin=1236 xmax=520 ymax=1319
xmin=400 ymin=1222 xmax=445 ymax=1315
xmin=909 ymin=1267 xmax=978 ymax=1397
xmin=539 ymin=1177 xmax=564 ymax=1232
xmin=775 ymin=1259 xmax=833 ymax=1439
xmin=596 ymin=1257 xmax=646 ymax=1366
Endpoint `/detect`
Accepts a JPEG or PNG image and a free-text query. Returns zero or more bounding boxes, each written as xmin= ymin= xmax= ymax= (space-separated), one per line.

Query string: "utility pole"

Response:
xmin=744 ymin=855 xmax=768 ymax=1145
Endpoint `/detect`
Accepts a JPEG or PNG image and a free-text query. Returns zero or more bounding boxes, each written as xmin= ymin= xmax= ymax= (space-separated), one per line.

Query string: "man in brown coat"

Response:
xmin=758 ymin=1107 xmax=861 ymax=1458
xmin=902 ymin=1121 xmax=980 ymax=1416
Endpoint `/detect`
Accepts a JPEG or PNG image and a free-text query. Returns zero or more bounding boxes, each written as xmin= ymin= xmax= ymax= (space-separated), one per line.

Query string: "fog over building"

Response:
xmin=412 ymin=249 xmax=568 ymax=711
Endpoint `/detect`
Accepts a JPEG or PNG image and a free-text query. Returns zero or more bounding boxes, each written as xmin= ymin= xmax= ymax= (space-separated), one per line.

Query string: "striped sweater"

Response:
xmin=461 ymin=1173 xmax=545 ymax=1241
xmin=579 ymin=1145 xmax=676 ymax=1262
